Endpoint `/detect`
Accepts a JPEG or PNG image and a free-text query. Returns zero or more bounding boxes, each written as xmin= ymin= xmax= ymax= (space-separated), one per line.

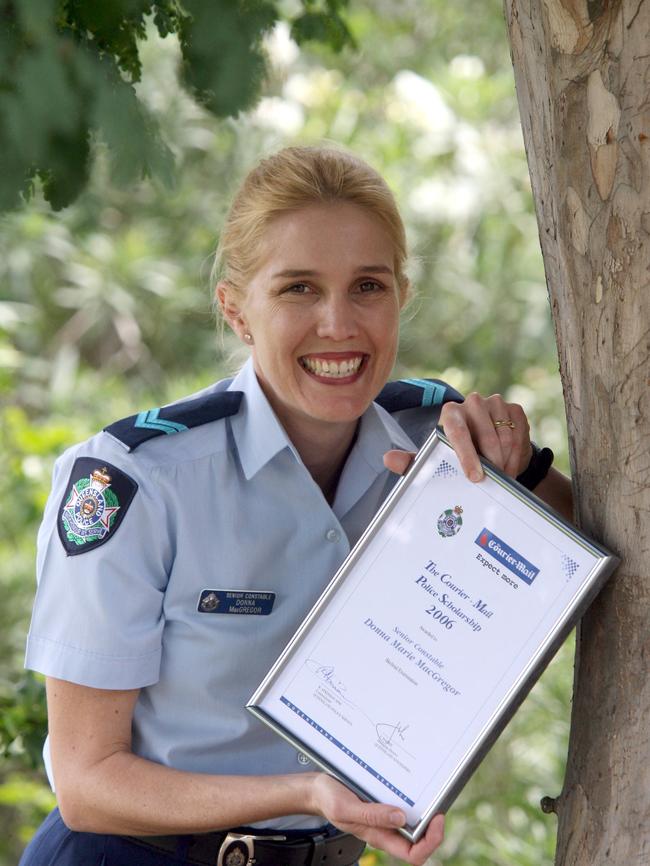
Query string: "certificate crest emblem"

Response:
xmin=58 ymin=457 xmax=138 ymax=556
xmin=437 ymin=505 xmax=463 ymax=538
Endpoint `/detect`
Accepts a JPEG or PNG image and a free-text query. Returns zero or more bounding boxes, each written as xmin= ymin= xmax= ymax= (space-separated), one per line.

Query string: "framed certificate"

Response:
xmin=247 ymin=431 xmax=619 ymax=841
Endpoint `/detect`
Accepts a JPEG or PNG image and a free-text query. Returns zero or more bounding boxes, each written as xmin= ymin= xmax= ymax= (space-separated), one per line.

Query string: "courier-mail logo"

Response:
xmin=475 ymin=528 xmax=540 ymax=585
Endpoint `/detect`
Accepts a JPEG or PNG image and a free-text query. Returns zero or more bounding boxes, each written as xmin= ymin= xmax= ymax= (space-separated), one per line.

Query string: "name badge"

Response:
xmin=198 ymin=589 xmax=276 ymax=616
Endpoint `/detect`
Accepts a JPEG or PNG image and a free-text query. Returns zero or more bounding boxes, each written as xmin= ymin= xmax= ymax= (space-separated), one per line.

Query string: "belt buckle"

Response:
xmin=216 ymin=832 xmax=286 ymax=866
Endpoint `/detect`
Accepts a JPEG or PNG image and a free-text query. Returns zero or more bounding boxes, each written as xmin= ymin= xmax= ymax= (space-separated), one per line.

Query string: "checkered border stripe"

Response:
xmin=434 ymin=459 xmax=458 ymax=479
xmin=561 ymin=553 xmax=580 ymax=580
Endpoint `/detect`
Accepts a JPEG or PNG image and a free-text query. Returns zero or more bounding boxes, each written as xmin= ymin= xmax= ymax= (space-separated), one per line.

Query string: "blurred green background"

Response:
xmin=1 ymin=1 xmax=572 ymax=863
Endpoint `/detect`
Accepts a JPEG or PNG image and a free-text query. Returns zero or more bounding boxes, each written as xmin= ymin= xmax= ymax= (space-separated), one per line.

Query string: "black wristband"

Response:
xmin=516 ymin=443 xmax=554 ymax=491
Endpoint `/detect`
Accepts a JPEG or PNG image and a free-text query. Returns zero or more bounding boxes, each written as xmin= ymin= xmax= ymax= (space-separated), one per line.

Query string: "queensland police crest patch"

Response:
xmin=437 ymin=505 xmax=463 ymax=538
xmin=57 ymin=457 xmax=138 ymax=556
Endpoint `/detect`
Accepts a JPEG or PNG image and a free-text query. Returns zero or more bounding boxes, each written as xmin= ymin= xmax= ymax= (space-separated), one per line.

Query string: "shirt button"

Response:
xmin=297 ymin=752 xmax=311 ymax=766
xmin=326 ymin=529 xmax=340 ymax=543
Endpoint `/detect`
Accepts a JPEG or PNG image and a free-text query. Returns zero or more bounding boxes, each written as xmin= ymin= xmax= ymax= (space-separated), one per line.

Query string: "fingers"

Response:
xmin=312 ymin=776 xmax=444 ymax=866
xmin=314 ymin=774 xmax=405 ymax=833
xmin=439 ymin=399 xmax=485 ymax=481
xmin=328 ymin=797 xmax=405 ymax=833
xmin=408 ymin=813 xmax=446 ymax=865
xmin=383 ymin=395 xmax=533 ymax=484
xmin=501 ymin=402 xmax=531 ymax=477
xmin=488 ymin=398 xmax=532 ymax=477
xmin=383 ymin=450 xmax=416 ymax=476
xmin=360 ymin=813 xmax=445 ymax=866
xmin=440 ymin=393 xmax=532 ymax=480
xmin=466 ymin=392 xmax=510 ymax=470
xmin=384 ymin=394 xmax=532 ymax=484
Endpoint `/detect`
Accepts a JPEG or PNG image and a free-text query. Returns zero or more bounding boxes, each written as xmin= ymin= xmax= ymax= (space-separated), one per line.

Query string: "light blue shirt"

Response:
xmin=26 ymin=359 xmax=439 ymax=829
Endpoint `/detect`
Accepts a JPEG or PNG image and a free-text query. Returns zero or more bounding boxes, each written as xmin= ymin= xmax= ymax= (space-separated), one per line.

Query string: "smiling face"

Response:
xmin=219 ymin=202 xmax=404 ymax=448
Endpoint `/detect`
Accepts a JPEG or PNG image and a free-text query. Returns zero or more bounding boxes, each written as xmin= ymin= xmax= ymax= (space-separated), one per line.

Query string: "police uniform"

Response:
xmin=20 ymin=360 xmax=462 ymax=865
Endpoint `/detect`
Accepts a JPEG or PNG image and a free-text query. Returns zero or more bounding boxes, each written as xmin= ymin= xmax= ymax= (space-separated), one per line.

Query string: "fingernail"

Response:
xmin=390 ymin=810 xmax=405 ymax=826
xmin=470 ymin=468 xmax=483 ymax=483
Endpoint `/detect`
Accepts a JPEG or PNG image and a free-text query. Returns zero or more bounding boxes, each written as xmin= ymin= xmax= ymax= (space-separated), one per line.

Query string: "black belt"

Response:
xmin=124 ymin=827 xmax=366 ymax=866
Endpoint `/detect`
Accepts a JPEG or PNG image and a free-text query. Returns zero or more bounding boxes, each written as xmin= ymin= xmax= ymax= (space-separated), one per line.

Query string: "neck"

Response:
xmin=283 ymin=416 xmax=359 ymax=505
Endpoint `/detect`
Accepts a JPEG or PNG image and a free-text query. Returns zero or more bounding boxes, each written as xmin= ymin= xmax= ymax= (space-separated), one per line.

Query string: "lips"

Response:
xmin=299 ymin=354 xmax=366 ymax=379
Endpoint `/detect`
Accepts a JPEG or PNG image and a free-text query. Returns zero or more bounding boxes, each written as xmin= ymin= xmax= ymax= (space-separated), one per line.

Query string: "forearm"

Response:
xmin=58 ymin=751 xmax=319 ymax=835
xmin=47 ymin=676 xmax=321 ymax=835
xmin=532 ymin=466 xmax=574 ymax=522
xmin=57 ymin=750 xmax=446 ymax=865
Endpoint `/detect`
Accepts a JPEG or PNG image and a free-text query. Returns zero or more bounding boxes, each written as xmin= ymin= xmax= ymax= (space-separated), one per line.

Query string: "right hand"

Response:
xmin=310 ymin=774 xmax=445 ymax=865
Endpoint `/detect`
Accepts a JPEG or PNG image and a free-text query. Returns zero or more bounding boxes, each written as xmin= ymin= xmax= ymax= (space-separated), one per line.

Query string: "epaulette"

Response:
xmin=375 ymin=377 xmax=464 ymax=414
xmin=104 ymin=390 xmax=244 ymax=452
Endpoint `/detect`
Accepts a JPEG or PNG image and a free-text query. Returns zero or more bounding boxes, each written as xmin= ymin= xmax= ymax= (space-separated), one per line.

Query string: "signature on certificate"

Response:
xmin=305 ymin=659 xmax=354 ymax=703
xmin=375 ymin=721 xmax=410 ymax=747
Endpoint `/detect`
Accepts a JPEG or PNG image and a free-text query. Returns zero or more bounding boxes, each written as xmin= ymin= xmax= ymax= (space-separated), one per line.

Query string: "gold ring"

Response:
xmin=493 ymin=419 xmax=516 ymax=430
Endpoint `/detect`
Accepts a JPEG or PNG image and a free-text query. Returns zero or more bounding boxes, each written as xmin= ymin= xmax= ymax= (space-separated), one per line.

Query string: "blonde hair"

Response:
xmin=213 ymin=145 xmax=409 ymax=299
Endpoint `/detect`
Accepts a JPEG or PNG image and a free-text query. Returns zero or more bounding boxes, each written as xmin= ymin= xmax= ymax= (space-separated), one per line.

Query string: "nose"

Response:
xmin=315 ymin=294 xmax=360 ymax=341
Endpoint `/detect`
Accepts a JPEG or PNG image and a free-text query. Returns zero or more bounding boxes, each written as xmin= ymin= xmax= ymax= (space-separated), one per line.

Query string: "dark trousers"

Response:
xmin=20 ymin=808 xmax=222 ymax=865
xmin=20 ymin=808 xmax=353 ymax=866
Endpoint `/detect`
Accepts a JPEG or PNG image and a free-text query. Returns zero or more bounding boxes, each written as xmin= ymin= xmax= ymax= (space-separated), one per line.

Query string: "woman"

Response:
xmin=21 ymin=146 xmax=571 ymax=865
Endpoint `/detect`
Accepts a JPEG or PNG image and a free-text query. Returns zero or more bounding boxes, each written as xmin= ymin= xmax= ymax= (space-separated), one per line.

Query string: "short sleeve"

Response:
xmin=25 ymin=437 xmax=172 ymax=690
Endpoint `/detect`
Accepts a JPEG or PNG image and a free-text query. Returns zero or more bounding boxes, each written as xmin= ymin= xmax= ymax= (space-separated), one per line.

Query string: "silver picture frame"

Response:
xmin=247 ymin=430 xmax=619 ymax=841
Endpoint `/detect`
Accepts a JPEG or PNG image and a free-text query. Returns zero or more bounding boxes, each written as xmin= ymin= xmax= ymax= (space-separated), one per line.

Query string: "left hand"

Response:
xmin=384 ymin=392 xmax=533 ymax=482
xmin=311 ymin=774 xmax=444 ymax=866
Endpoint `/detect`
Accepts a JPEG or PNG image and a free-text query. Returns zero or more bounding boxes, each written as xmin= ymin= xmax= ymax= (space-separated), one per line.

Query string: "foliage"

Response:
xmin=0 ymin=673 xmax=49 ymax=772
xmin=0 ymin=771 xmax=55 ymax=859
xmin=0 ymin=405 xmax=76 ymax=864
xmin=0 ymin=0 xmax=354 ymax=212
xmin=1 ymin=1 xmax=572 ymax=863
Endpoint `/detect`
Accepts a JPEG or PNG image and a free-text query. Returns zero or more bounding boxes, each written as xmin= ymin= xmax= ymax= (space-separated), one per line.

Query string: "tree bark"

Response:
xmin=503 ymin=1 xmax=650 ymax=863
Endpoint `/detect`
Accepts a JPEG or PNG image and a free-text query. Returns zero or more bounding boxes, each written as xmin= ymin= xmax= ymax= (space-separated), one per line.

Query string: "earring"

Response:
xmin=243 ymin=332 xmax=253 ymax=344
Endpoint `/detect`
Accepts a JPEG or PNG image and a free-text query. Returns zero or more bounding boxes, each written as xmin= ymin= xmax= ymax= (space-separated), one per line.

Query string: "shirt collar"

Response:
xmin=227 ymin=357 xmax=417 ymax=484
xmin=227 ymin=359 xmax=300 ymax=480
xmin=331 ymin=401 xmax=416 ymax=518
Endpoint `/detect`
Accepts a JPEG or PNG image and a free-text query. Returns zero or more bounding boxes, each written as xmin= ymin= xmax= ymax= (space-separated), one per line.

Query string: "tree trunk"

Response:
xmin=503 ymin=1 xmax=650 ymax=863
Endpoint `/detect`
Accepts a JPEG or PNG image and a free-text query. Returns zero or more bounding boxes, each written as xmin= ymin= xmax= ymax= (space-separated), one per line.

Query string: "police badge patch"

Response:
xmin=437 ymin=505 xmax=463 ymax=538
xmin=57 ymin=457 xmax=138 ymax=556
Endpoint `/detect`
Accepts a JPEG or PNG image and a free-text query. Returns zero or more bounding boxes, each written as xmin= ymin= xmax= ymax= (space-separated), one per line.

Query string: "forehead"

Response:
xmin=255 ymin=203 xmax=395 ymax=275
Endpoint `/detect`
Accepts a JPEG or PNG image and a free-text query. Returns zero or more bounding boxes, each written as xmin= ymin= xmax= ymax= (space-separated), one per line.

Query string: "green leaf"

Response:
xmin=92 ymin=56 xmax=175 ymax=187
xmin=290 ymin=0 xmax=355 ymax=52
xmin=179 ymin=0 xmax=278 ymax=117
xmin=0 ymin=0 xmax=357 ymax=212
xmin=38 ymin=124 xmax=91 ymax=210
xmin=152 ymin=0 xmax=188 ymax=38
xmin=290 ymin=9 xmax=355 ymax=52
xmin=60 ymin=0 xmax=153 ymax=81
xmin=4 ymin=42 xmax=83 ymax=159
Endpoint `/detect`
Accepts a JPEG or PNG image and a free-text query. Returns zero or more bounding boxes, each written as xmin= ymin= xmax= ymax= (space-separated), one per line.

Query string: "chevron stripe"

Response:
xmin=399 ymin=378 xmax=447 ymax=407
xmin=135 ymin=408 xmax=188 ymax=435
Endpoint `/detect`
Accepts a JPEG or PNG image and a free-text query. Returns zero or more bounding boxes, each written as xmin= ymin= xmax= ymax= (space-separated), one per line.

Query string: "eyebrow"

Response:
xmin=272 ymin=265 xmax=394 ymax=278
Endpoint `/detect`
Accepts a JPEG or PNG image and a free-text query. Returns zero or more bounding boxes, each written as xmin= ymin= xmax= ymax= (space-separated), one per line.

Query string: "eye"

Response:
xmin=357 ymin=280 xmax=384 ymax=293
xmin=285 ymin=282 xmax=312 ymax=295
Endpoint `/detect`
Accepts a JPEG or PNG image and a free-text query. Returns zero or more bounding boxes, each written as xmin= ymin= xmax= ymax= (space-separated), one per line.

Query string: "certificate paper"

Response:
xmin=247 ymin=432 xmax=618 ymax=841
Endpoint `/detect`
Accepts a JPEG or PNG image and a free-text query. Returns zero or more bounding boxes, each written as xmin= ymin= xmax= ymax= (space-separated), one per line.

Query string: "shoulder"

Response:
xmin=58 ymin=379 xmax=244 ymax=486
xmin=375 ymin=376 xmax=464 ymax=413
xmin=374 ymin=376 xmax=464 ymax=449
xmin=48 ymin=381 xmax=244 ymax=558
xmin=103 ymin=383 xmax=243 ymax=455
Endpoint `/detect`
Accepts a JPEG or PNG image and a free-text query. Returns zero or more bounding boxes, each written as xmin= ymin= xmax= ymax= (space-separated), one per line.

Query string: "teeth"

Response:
xmin=301 ymin=356 xmax=364 ymax=378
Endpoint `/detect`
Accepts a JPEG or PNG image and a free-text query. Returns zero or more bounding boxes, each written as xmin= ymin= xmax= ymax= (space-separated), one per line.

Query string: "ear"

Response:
xmin=216 ymin=282 xmax=247 ymax=340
